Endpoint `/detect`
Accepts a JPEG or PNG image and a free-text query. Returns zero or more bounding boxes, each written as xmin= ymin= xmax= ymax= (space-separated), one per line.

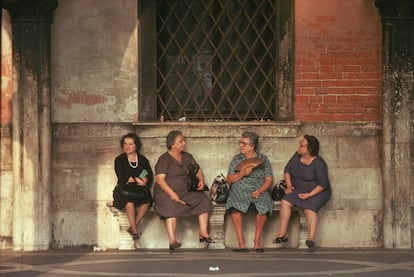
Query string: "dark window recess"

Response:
xmin=156 ymin=0 xmax=279 ymax=121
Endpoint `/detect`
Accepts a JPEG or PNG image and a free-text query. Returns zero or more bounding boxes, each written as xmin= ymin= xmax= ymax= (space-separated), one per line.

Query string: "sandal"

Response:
xmin=272 ymin=234 xmax=288 ymax=244
xmin=169 ymin=241 xmax=182 ymax=253
xmin=199 ymin=235 xmax=215 ymax=244
xmin=306 ymin=240 xmax=315 ymax=252
xmin=127 ymin=227 xmax=140 ymax=240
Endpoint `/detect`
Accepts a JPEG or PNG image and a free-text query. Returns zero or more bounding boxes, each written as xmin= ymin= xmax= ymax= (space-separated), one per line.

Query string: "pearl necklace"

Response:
xmin=128 ymin=153 xmax=138 ymax=168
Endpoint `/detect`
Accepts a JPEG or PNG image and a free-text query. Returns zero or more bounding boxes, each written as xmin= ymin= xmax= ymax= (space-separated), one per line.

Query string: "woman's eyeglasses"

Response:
xmin=239 ymin=141 xmax=252 ymax=147
xmin=299 ymin=140 xmax=308 ymax=148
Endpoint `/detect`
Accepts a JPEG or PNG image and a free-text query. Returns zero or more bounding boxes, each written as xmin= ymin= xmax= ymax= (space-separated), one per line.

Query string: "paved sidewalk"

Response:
xmin=1 ymin=248 xmax=414 ymax=276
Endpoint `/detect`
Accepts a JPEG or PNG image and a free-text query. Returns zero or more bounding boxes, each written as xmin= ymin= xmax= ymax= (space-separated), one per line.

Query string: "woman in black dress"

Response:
xmin=154 ymin=130 xmax=212 ymax=252
xmin=113 ymin=133 xmax=153 ymax=240
xmin=273 ymin=135 xmax=331 ymax=251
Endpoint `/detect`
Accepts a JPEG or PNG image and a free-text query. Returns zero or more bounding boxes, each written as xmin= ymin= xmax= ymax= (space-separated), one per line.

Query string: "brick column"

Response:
xmin=2 ymin=0 xmax=57 ymax=250
xmin=375 ymin=0 xmax=414 ymax=248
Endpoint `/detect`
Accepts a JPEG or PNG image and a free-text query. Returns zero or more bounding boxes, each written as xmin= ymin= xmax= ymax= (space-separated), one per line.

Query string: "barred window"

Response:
xmin=139 ymin=0 xmax=294 ymax=122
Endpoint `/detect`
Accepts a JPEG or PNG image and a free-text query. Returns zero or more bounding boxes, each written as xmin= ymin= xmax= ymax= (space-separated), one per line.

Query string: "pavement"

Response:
xmin=1 ymin=248 xmax=414 ymax=277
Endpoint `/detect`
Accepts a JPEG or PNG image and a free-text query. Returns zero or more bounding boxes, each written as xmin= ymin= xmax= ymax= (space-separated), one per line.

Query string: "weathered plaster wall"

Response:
xmin=1 ymin=0 xmax=388 ymax=250
xmin=51 ymin=0 xmax=138 ymax=122
xmin=0 ymin=9 xmax=13 ymax=249
xmin=52 ymin=122 xmax=382 ymax=249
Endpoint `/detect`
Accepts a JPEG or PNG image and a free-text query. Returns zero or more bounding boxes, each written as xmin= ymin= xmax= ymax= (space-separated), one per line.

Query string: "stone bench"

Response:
xmin=107 ymin=201 xmax=307 ymax=250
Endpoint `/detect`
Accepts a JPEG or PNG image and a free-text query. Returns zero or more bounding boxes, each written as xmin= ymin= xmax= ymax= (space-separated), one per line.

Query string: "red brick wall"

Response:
xmin=295 ymin=0 xmax=382 ymax=122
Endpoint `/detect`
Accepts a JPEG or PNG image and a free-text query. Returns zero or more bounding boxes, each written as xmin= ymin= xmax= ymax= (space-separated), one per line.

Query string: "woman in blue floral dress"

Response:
xmin=226 ymin=132 xmax=273 ymax=252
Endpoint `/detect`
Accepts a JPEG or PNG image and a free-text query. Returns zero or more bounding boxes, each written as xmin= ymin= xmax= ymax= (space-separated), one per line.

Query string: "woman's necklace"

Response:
xmin=128 ymin=153 xmax=138 ymax=168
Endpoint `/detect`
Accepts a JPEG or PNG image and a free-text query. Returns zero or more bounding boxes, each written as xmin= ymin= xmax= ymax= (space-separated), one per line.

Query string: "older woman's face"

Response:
xmin=239 ymin=137 xmax=255 ymax=155
xmin=123 ymin=137 xmax=137 ymax=154
xmin=171 ymin=134 xmax=186 ymax=152
xmin=297 ymin=138 xmax=309 ymax=155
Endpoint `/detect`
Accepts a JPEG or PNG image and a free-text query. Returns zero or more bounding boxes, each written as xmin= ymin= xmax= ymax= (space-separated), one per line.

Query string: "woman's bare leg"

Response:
xmin=254 ymin=214 xmax=268 ymax=249
xmin=165 ymin=217 xmax=178 ymax=244
xmin=125 ymin=202 xmax=138 ymax=234
xmin=135 ymin=203 xmax=151 ymax=230
xmin=197 ymin=212 xmax=210 ymax=237
xmin=304 ymin=209 xmax=318 ymax=241
xmin=277 ymin=200 xmax=294 ymax=237
xmin=230 ymin=211 xmax=245 ymax=249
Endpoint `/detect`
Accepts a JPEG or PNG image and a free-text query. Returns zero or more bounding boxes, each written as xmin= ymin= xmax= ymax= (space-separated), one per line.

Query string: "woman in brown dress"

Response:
xmin=154 ymin=130 xmax=213 ymax=252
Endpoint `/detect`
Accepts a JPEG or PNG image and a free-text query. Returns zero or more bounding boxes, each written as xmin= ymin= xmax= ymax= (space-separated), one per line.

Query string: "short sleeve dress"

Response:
xmin=113 ymin=153 xmax=154 ymax=210
xmin=153 ymin=151 xmax=212 ymax=218
xmin=283 ymin=152 xmax=331 ymax=212
xmin=225 ymin=152 xmax=274 ymax=215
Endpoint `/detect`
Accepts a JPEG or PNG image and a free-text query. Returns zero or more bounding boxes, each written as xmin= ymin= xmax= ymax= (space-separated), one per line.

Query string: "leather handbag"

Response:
xmin=117 ymin=182 xmax=152 ymax=202
xmin=210 ymin=173 xmax=229 ymax=203
xmin=271 ymin=180 xmax=287 ymax=201
xmin=187 ymin=163 xmax=208 ymax=192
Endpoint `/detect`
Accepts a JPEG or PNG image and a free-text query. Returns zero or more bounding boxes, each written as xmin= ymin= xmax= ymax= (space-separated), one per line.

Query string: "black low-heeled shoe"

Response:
xmin=305 ymin=240 xmax=315 ymax=252
xmin=199 ymin=235 xmax=215 ymax=244
xmin=272 ymin=234 xmax=288 ymax=244
xmin=127 ymin=228 xmax=140 ymax=240
xmin=169 ymin=241 xmax=182 ymax=253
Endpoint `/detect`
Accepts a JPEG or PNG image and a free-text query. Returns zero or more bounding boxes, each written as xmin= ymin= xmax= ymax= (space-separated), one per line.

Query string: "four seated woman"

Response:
xmin=113 ymin=132 xmax=330 ymax=251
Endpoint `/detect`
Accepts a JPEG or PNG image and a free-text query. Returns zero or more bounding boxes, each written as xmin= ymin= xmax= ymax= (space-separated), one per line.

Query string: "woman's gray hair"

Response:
xmin=166 ymin=130 xmax=183 ymax=150
xmin=241 ymin=131 xmax=259 ymax=151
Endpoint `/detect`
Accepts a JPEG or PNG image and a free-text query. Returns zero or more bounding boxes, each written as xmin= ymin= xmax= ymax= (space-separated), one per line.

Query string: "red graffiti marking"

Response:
xmin=55 ymin=89 xmax=108 ymax=108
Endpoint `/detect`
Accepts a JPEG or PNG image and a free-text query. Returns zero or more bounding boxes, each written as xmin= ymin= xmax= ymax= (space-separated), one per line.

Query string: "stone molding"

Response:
xmin=2 ymin=0 xmax=57 ymax=23
xmin=375 ymin=0 xmax=414 ymax=20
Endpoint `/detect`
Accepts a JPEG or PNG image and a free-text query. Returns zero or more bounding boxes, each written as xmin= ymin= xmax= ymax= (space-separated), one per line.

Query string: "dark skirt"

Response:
xmin=283 ymin=189 xmax=331 ymax=212
xmin=113 ymin=182 xmax=153 ymax=210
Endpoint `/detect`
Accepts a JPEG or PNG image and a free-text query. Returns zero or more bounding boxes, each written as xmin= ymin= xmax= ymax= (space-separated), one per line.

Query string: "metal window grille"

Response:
xmin=156 ymin=0 xmax=279 ymax=121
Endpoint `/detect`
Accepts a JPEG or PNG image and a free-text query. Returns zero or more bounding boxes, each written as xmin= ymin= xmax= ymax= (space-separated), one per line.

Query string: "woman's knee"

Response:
xmin=280 ymin=199 xmax=293 ymax=210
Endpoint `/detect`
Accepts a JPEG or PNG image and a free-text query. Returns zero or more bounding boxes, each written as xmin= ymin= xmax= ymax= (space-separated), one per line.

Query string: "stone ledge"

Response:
xmin=107 ymin=200 xmax=306 ymax=250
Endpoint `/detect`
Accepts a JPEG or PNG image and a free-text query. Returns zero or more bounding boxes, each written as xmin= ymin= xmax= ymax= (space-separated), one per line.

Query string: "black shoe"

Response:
xmin=272 ymin=234 xmax=288 ymax=244
xmin=254 ymin=248 xmax=264 ymax=253
xmin=233 ymin=248 xmax=249 ymax=252
xmin=199 ymin=235 xmax=215 ymax=244
xmin=127 ymin=227 xmax=140 ymax=240
xmin=169 ymin=241 xmax=182 ymax=253
xmin=305 ymin=240 xmax=315 ymax=252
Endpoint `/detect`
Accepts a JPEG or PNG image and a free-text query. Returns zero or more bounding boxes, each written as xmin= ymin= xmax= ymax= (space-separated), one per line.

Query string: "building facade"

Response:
xmin=0 ymin=0 xmax=413 ymax=250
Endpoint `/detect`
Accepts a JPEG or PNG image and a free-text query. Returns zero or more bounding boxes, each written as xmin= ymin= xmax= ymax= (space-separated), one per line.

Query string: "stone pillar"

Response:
xmin=375 ymin=0 xmax=414 ymax=248
xmin=2 ymin=0 xmax=57 ymax=250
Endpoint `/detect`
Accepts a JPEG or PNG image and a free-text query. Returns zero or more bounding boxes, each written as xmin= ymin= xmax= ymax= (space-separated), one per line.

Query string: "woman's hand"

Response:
xmin=197 ymin=181 xmax=205 ymax=191
xmin=170 ymin=192 xmax=180 ymax=202
xmin=135 ymin=177 xmax=147 ymax=186
xmin=241 ymin=167 xmax=253 ymax=176
xmin=285 ymin=185 xmax=294 ymax=194
xmin=251 ymin=190 xmax=263 ymax=199
xmin=298 ymin=192 xmax=310 ymax=200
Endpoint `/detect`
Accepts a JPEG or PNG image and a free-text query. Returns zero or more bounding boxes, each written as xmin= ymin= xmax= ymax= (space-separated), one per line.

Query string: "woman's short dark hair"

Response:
xmin=166 ymin=130 xmax=183 ymax=150
xmin=242 ymin=131 xmax=259 ymax=151
xmin=120 ymin=133 xmax=142 ymax=152
xmin=304 ymin=134 xmax=319 ymax=156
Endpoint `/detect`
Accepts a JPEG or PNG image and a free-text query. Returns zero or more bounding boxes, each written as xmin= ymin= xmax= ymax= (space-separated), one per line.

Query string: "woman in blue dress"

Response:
xmin=273 ymin=135 xmax=331 ymax=251
xmin=226 ymin=132 xmax=273 ymax=252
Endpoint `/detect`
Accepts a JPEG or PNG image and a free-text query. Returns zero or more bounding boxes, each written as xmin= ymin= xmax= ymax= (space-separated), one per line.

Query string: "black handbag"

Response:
xmin=210 ymin=173 xmax=229 ymax=203
xmin=187 ymin=163 xmax=209 ymax=192
xmin=271 ymin=180 xmax=287 ymax=201
xmin=117 ymin=182 xmax=151 ymax=202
